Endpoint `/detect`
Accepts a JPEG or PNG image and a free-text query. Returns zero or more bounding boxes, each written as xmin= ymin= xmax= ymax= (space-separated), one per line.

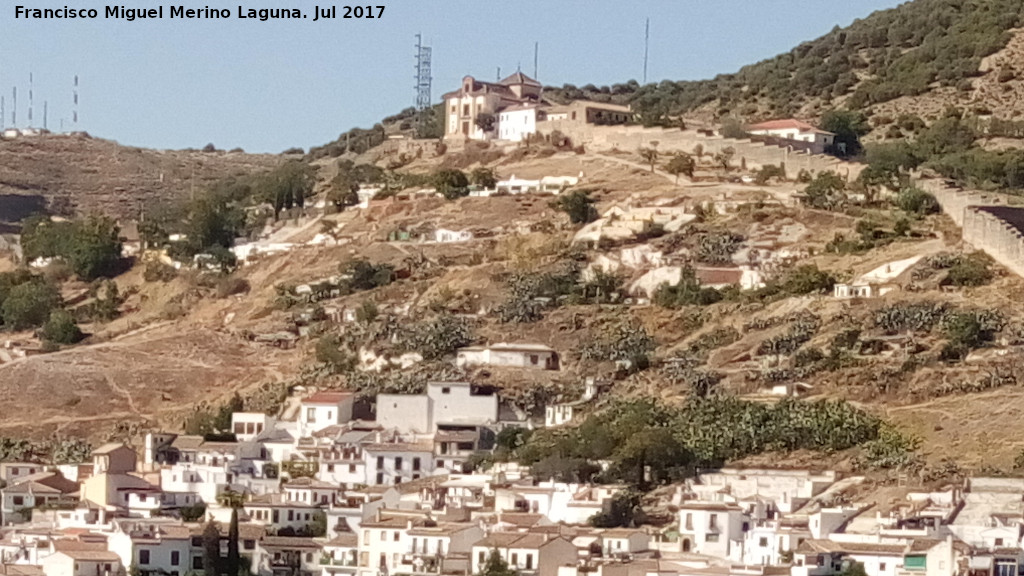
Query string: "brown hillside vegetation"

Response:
xmin=0 ymin=134 xmax=280 ymax=226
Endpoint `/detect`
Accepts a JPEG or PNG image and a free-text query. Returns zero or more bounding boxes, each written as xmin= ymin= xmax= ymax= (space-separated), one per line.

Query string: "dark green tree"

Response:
xmin=202 ymin=520 xmax=221 ymax=576
xmin=477 ymin=551 xmax=517 ymax=576
xmin=820 ymin=109 xmax=869 ymax=157
xmin=2 ymin=280 xmax=62 ymax=330
xmin=665 ymin=153 xmax=696 ymax=183
xmin=469 ymin=167 xmax=498 ymax=188
xmin=550 ymin=190 xmax=598 ymax=225
xmin=225 ymin=508 xmax=240 ymax=576
xmin=433 ymin=169 xmax=470 ymax=200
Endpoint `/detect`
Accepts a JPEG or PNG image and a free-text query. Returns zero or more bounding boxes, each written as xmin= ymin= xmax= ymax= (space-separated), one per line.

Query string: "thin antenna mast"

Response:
xmin=643 ymin=18 xmax=650 ymax=84
xmin=43 ymin=101 xmax=47 ymax=130
xmin=73 ymin=75 xmax=79 ymax=128
xmin=28 ymin=73 xmax=33 ymax=127
xmin=534 ymin=42 xmax=539 ymax=79
xmin=12 ymin=87 xmax=16 ymax=127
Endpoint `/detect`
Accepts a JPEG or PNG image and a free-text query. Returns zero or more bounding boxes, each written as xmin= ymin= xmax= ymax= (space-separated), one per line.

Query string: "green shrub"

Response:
xmin=2 ymin=280 xmax=62 ymax=330
xmin=895 ymin=188 xmax=940 ymax=215
xmin=40 ymin=309 xmax=84 ymax=345
xmin=946 ymin=253 xmax=994 ymax=287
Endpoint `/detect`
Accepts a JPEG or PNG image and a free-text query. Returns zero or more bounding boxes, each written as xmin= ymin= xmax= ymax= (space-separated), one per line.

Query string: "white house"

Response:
xmin=496 ymin=175 xmax=542 ymax=195
xmin=377 ymin=382 xmax=499 ymax=435
xmin=470 ymin=533 xmax=577 ymax=576
xmin=362 ymin=436 xmax=436 ymax=485
xmin=105 ymin=519 xmax=194 ymax=576
xmin=677 ymin=501 xmax=748 ymax=559
xmin=41 ymin=549 xmax=121 ymax=576
xmin=498 ymin=104 xmax=543 ymax=142
xmin=432 ymin=229 xmax=473 ymax=243
xmin=833 ymin=256 xmax=923 ymax=299
xmin=298 ymin=392 xmax=355 ymax=438
xmin=1 ymin=471 xmax=79 ymax=524
xmin=745 ymin=119 xmax=836 ymax=154
xmin=456 ymin=343 xmax=560 ymax=371
xmin=232 ymin=413 xmax=277 ymax=442
xmin=253 ymin=536 xmax=323 ymax=576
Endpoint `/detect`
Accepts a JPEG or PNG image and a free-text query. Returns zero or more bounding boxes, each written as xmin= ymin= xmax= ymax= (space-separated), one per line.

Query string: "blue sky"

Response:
xmin=0 ymin=0 xmax=904 ymax=153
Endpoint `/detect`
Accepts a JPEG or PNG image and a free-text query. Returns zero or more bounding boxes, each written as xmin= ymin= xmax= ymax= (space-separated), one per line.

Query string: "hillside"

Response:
xmin=0 ymin=133 xmax=282 ymax=232
xmin=3 ymin=136 xmax=1024 ymax=475
xmin=622 ymin=0 xmax=1024 ymax=131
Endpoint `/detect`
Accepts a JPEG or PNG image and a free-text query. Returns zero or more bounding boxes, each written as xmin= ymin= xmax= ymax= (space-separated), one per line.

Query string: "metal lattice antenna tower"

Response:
xmin=414 ymin=34 xmax=432 ymax=111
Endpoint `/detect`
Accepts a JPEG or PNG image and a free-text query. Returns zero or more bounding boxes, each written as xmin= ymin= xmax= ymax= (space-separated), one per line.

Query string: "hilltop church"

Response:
xmin=442 ymin=71 xmax=631 ymax=143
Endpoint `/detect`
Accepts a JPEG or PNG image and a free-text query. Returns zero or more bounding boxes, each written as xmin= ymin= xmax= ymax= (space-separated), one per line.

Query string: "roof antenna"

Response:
xmin=497 ymin=67 xmax=501 ymax=82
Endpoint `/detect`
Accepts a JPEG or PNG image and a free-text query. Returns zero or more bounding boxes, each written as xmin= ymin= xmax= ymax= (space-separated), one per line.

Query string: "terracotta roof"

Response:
xmin=284 ymin=477 xmax=341 ymax=490
xmin=56 ymin=550 xmax=121 ymax=562
xmin=260 ymin=536 xmax=323 ymax=549
xmin=475 ymin=533 xmax=558 ymax=549
xmin=303 ymin=391 xmax=355 ymax=405
xmin=363 ymin=441 xmax=433 ymax=453
xmin=678 ymin=501 xmax=743 ymax=511
xmin=170 ymin=436 xmax=205 ymax=451
xmin=186 ymin=522 xmax=265 ymax=541
xmin=7 ymin=472 xmax=78 ymax=495
xmin=746 ymin=119 xmax=833 ymax=135
xmin=52 ymin=540 xmax=108 ymax=553
xmin=694 ymin=267 xmax=744 ymax=286
xmin=500 ymin=72 xmax=542 ymax=87
xmin=324 ymin=533 xmax=358 ymax=548
xmin=495 ymin=513 xmax=546 ymax=528
xmin=795 ymin=539 xmax=918 ymax=556
xmin=407 ymin=522 xmax=477 ymax=537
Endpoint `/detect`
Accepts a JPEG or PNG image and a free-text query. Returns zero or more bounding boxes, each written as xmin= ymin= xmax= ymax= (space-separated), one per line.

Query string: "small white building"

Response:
xmin=496 ymin=175 xmax=542 ymax=195
xmin=833 ymin=256 xmax=922 ymax=299
xmin=432 ymin=229 xmax=473 ymax=243
xmin=41 ymin=549 xmax=121 ymax=576
xmin=677 ymin=501 xmax=749 ymax=559
xmin=232 ymin=412 xmax=276 ymax=442
xmin=298 ymin=391 xmax=356 ymax=438
xmin=377 ymin=382 xmax=499 ymax=435
xmin=456 ymin=343 xmax=560 ymax=371
xmin=745 ymin=119 xmax=836 ymax=154
xmin=498 ymin=104 xmax=543 ymax=142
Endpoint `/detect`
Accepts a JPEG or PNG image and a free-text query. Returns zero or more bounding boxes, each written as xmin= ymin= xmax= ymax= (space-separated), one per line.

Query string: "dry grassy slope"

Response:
xmin=0 ymin=134 xmax=281 ymax=223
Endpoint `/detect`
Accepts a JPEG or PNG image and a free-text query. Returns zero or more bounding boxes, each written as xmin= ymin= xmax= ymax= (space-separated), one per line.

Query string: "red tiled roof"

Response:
xmin=303 ymin=391 xmax=354 ymax=405
xmin=694 ymin=268 xmax=744 ymax=286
